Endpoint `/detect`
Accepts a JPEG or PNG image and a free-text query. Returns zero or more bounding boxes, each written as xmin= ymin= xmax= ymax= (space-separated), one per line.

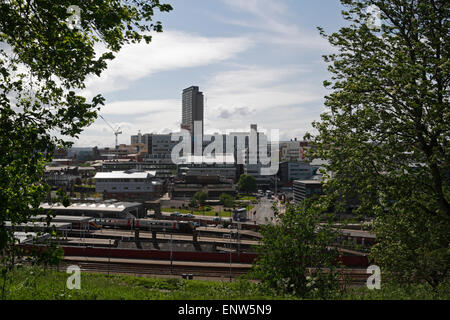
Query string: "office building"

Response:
xmin=181 ymin=86 xmax=204 ymax=134
xmin=144 ymin=133 xmax=177 ymax=160
xmin=177 ymin=154 xmax=237 ymax=182
xmin=293 ymin=180 xmax=322 ymax=203
xmin=278 ymin=161 xmax=313 ymax=186
xmin=279 ymin=139 xmax=309 ymax=162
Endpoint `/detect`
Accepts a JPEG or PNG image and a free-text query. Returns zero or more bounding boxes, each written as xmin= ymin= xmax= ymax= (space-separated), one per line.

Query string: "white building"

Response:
xmin=177 ymin=154 xmax=237 ymax=181
xmin=94 ymin=170 xmax=162 ymax=201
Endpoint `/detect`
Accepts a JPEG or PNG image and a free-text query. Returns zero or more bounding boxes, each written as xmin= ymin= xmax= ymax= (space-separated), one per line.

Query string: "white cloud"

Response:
xmin=73 ymin=1 xmax=334 ymax=147
xmin=222 ymin=0 xmax=289 ymax=19
xmin=83 ymin=31 xmax=253 ymax=98
xmin=201 ymin=65 xmax=325 ymax=137
xmin=100 ymin=99 xmax=180 ymax=115
xmin=205 ymin=66 xmax=323 ymax=111
xmin=219 ymin=0 xmax=331 ymax=50
xmin=75 ymin=64 xmax=325 ymax=147
xmin=73 ymin=98 xmax=183 ymax=147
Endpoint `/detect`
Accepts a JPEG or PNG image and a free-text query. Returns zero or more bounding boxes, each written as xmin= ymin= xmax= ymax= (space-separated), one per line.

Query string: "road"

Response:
xmin=253 ymin=198 xmax=275 ymax=225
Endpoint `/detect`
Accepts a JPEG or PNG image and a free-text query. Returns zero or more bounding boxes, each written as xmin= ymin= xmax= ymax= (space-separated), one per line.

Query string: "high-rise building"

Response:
xmin=181 ymin=86 xmax=204 ymax=134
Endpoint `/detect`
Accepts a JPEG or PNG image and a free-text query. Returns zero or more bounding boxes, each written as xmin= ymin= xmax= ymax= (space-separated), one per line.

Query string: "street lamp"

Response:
xmin=170 ymin=231 xmax=173 ymax=274
xmin=108 ymin=239 xmax=111 ymax=277
xmin=237 ymin=218 xmax=240 ymax=262
xmin=229 ymin=230 xmax=232 ymax=282
xmin=223 ymin=232 xmax=232 ymax=282
xmin=163 ymin=227 xmax=173 ymax=274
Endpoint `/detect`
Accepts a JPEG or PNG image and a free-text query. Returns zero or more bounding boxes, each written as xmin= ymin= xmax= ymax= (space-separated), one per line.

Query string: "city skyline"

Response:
xmin=72 ymin=0 xmax=346 ymax=148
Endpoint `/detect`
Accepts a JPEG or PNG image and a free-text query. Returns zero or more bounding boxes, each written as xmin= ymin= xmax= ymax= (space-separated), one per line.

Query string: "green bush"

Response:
xmin=193 ymin=191 xmax=208 ymax=205
xmin=220 ymin=193 xmax=235 ymax=207
xmin=189 ymin=199 xmax=198 ymax=208
xmin=237 ymin=175 xmax=257 ymax=195
xmin=252 ymin=201 xmax=340 ymax=298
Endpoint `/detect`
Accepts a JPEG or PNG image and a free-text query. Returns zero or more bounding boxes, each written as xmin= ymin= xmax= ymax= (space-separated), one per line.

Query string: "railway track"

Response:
xmin=56 ymin=258 xmax=371 ymax=285
xmin=57 ymin=259 xmax=250 ymax=279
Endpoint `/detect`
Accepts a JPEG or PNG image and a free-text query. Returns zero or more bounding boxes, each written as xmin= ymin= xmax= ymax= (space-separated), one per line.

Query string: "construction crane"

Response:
xmin=99 ymin=115 xmax=122 ymax=150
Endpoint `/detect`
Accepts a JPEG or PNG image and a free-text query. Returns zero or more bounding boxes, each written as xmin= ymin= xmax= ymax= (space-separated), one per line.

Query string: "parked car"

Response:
xmin=170 ymin=212 xmax=182 ymax=217
xmin=185 ymin=213 xmax=194 ymax=218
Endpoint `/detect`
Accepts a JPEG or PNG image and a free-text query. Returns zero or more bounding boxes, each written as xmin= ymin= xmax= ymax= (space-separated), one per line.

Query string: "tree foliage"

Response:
xmin=237 ymin=174 xmax=257 ymax=195
xmin=219 ymin=193 xmax=234 ymax=207
xmin=193 ymin=191 xmax=208 ymax=206
xmin=253 ymin=202 xmax=340 ymax=298
xmin=309 ymin=0 xmax=449 ymax=285
xmin=0 ymin=1 xmax=172 ymax=256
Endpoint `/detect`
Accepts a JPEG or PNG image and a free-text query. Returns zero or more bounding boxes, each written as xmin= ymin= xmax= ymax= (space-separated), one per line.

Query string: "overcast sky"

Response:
xmin=75 ymin=0 xmax=347 ymax=147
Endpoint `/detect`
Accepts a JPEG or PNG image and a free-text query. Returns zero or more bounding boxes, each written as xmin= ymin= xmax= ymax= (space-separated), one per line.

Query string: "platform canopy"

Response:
xmin=13 ymin=232 xmax=50 ymax=244
xmin=30 ymin=215 xmax=93 ymax=223
xmin=5 ymin=221 xmax=71 ymax=231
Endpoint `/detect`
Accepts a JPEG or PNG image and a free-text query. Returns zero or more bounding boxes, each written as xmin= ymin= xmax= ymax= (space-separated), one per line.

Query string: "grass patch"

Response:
xmin=339 ymin=281 xmax=450 ymax=300
xmin=1 ymin=266 xmax=284 ymax=300
xmin=237 ymin=195 xmax=257 ymax=201
xmin=1 ymin=266 xmax=448 ymax=300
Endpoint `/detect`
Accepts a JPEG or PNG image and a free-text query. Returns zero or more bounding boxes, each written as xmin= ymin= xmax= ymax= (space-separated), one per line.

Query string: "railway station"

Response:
xmin=16 ymin=204 xmax=264 ymax=279
xmin=19 ymin=200 xmax=373 ymax=281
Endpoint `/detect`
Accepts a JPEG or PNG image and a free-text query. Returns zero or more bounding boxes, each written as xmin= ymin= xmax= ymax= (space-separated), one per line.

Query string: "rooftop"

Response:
xmin=177 ymin=154 xmax=235 ymax=165
xmin=13 ymin=232 xmax=51 ymax=244
xmin=30 ymin=215 xmax=93 ymax=223
xmin=5 ymin=221 xmax=71 ymax=230
xmin=94 ymin=171 xmax=156 ymax=179
xmin=293 ymin=180 xmax=322 ymax=185
xmin=40 ymin=202 xmax=142 ymax=212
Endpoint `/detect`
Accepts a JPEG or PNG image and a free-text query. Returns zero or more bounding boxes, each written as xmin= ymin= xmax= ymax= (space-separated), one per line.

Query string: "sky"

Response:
xmin=75 ymin=0 xmax=348 ymax=147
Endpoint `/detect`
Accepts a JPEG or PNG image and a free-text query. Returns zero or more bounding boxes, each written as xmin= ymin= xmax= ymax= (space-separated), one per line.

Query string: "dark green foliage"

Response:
xmin=309 ymin=0 xmax=449 ymax=286
xmin=189 ymin=199 xmax=198 ymax=208
xmin=193 ymin=191 xmax=208 ymax=205
xmin=0 ymin=0 xmax=172 ymax=269
xmin=252 ymin=202 xmax=341 ymax=298
xmin=219 ymin=193 xmax=235 ymax=207
xmin=237 ymin=174 xmax=257 ymax=195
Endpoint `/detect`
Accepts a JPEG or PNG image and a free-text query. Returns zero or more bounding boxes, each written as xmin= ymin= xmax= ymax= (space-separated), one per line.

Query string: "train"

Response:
xmin=93 ymin=218 xmax=196 ymax=233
